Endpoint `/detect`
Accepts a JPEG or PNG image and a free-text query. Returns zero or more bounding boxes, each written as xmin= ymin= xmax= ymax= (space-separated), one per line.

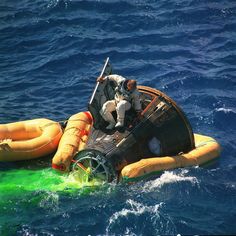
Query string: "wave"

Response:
xmin=213 ymin=107 xmax=236 ymax=130
xmin=215 ymin=107 xmax=236 ymax=114
xmin=142 ymin=170 xmax=199 ymax=192
xmin=106 ymin=199 xmax=176 ymax=235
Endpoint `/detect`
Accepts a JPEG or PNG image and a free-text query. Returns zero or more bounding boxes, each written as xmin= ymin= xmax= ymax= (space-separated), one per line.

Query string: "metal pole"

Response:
xmin=89 ymin=57 xmax=110 ymax=105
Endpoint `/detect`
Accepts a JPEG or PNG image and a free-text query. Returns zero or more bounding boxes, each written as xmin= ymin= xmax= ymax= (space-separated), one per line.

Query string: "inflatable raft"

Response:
xmin=0 ymin=118 xmax=62 ymax=161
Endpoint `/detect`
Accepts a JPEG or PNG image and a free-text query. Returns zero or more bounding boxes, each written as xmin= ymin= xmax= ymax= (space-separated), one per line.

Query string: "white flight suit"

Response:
xmin=100 ymin=74 xmax=142 ymax=127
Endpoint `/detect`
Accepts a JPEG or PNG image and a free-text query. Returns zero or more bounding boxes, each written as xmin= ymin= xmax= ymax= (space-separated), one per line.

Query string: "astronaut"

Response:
xmin=97 ymin=74 xmax=142 ymax=129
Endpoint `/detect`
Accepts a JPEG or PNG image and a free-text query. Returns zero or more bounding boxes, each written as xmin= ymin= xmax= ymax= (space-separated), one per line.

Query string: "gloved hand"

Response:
xmin=97 ymin=76 xmax=106 ymax=83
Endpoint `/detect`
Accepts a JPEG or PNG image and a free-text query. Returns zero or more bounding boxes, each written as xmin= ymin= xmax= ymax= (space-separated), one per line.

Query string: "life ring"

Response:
xmin=120 ymin=133 xmax=221 ymax=182
xmin=0 ymin=118 xmax=63 ymax=161
xmin=52 ymin=111 xmax=93 ymax=172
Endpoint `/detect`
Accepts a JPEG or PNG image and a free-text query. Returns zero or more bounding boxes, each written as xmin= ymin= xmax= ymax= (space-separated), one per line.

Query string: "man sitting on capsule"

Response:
xmin=97 ymin=74 xmax=142 ymax=130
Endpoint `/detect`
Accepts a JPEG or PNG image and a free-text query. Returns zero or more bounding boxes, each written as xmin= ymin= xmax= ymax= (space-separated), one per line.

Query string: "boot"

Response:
xmin=106 ymin=123 xmax=115 ymax=130
xmin=115 ymin=118 xmax=124 ymax=128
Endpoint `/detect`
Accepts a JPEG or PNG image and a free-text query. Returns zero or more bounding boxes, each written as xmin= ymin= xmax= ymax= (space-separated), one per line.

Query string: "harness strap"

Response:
xmin=116 ymin=80 xmax=132 ymax=100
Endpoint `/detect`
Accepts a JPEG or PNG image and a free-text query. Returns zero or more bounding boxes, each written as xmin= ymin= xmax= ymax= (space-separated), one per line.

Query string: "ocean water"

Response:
xmin=0 ymin=0 xmax=236 ymax=235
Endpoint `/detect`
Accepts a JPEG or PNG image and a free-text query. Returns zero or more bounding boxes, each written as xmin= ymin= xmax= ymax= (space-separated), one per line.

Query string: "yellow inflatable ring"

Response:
xmin=121 ymin=133 xmax=221 ymax=182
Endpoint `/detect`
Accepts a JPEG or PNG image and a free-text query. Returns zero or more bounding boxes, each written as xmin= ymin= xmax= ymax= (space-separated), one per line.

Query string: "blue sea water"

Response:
xmin=0 ymin=0 xmax=236 ymax=235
